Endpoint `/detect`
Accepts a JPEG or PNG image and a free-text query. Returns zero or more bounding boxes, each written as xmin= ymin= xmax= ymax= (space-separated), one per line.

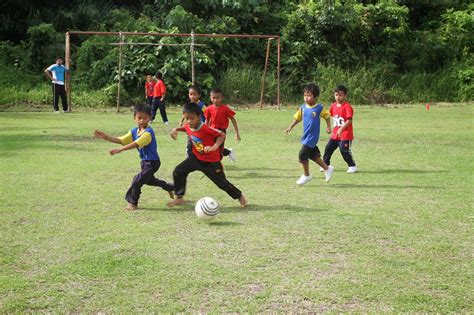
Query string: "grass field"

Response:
xmin=1 ymin=104 xmax=473 ymax=312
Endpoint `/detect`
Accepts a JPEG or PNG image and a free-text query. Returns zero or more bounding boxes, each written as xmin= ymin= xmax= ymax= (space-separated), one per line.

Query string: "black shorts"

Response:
xmin=299 ymin=145 xmax=321 ymax=163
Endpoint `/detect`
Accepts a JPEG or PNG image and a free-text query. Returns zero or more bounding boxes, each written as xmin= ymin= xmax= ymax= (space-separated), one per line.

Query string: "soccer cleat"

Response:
xmin=325 ymin=166 xmax=334 ymax=182
xmin=346 ymin=166 xmax=357 ymax=174
xmin=296 ymin=174 xmax=313 ymax=185
xmin=228 ymin=148 xmax=236 ymax=162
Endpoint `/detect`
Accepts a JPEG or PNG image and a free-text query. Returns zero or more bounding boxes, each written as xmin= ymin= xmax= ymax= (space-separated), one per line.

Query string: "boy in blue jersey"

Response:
xmin=94 ymin=104 xmax=174 ymax=210
xmin=44 ymin=56 xmax=69 ymax=113
xmin=285 ymin=83 xmax=334 ymax=185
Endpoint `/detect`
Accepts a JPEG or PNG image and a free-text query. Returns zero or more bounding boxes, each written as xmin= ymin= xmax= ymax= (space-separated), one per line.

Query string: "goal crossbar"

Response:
xmin=65 ymin=31 xmax=281 ymax=111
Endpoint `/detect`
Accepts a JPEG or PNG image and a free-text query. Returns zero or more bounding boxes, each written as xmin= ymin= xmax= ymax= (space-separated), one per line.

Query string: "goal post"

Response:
xmin=65 ymin=30 xmax=281 ymax=112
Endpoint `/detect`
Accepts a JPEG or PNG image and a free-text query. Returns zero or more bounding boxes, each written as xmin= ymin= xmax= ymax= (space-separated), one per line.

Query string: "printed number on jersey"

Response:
xmin=333 ymin=115 xmax=345 ymax=127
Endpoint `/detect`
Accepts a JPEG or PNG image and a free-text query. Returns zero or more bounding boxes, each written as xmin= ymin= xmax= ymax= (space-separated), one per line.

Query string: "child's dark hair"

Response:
xmin=182 ymin=102 xmax=200 ymax=115
xmin=334 ymin=84 xmax=348 ymax=95
xmin=133 ymin=104 xmax=152 ymax=116
xmin=304 ymin=83 xmax=320 ymax=97
xmin=210 ymin=87 xmax=223 ymax=95
xmin=188 ymin=85 xmax=201 ymax=94
xmin=56 ymin=56 xmax=64 ymax=61
xmin=156 ymin=72 xmax=163 ymax=80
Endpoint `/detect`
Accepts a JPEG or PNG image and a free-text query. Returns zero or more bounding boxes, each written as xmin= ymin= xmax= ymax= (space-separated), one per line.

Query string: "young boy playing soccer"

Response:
xmin=322 ymin=85 xmax=357 ymax=173
xmin=179 ymin=85 xmax=207 ymax=157
xmin=168 ymin=102 xmax=247 ymax=208
xmin=204 ymin=87 xmax=240 ymax=162
xmin=285 ymin=83 xmax=334 ymax=185
xmin=94 ymin=104 xmax=174 ymax=210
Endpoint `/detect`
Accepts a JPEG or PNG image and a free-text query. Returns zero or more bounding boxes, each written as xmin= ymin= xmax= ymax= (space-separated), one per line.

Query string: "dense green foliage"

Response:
xmin=0 ymin=0 xmax=472 ymax=106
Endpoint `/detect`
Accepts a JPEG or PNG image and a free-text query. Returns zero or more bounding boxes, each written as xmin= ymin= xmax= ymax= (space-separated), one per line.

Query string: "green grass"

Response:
xmin=1 ymin=104 xmax=473 ymax=312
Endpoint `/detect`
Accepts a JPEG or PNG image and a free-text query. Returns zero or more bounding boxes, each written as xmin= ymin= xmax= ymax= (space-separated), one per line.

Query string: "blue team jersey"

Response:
xmin=47 ymin=64 xmax=68 ymax=84
xmin=298 ymin=103 xmax=325 ymax=148
xmin=197 ymin=100 xmax=206 ymax=122
xmin=131 ymin=127 xmax=160 ymax=161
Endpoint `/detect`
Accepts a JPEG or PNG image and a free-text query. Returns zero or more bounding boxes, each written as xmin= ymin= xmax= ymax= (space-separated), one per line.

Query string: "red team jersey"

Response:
xmin=145 ymin=81 xmax=155 ymax=97
xmin=330 ymin=102 xmax=354 ymax=140
xmin=185 ymin=123 xmax=223 ymax=162
xmin=153 ymin=79 xmax=166 ymax=97
xmin=204 ymin=104 xmax=235 ymax=130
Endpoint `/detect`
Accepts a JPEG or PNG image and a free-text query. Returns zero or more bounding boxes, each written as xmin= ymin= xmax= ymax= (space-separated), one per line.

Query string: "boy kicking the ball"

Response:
xmin=94 ymin=104 xmax=174 ymax=210
xmin=168 ymin=102 xmax=247 ymax=208
xmin=285 ymin=83 xmax=334 ymax=185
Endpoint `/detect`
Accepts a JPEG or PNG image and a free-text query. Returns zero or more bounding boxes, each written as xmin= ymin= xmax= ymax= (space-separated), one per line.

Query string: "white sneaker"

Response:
xmin=346 ymin=166 xmax=357 ymax=174
xmin=296 ymin=174 xmax=313 ymax=185
xmin=228 ymin=148 xmax=236 ymax=162
xmin=325 ymin=166 xmax=334 ymax=182
xmin=319 ymin=166 xmax=324 ymax=172
xmin=165 ymin=121 xmax=169 ymax=126
xmin=53 ymin=110 xmax=60 ymax=114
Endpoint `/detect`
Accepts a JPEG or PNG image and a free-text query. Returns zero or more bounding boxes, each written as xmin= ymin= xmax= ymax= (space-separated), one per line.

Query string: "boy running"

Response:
xmin=322 ymin=85 xmax=357 ymax=173
xmin=286 ymin=83 xmax=334 ymax=185
xmin=204 ymin=87 xmax=240 ymax=162
xmin=94 ymin=104 xmax=174 ymax=210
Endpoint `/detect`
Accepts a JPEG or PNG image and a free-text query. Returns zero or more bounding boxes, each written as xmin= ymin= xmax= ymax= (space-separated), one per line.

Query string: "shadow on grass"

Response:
xmin=360 ymin=168 xmax=448 ymax=174
xmin=224 ymin=165 xmax=294 ymax=172
xmin=208 ymin=221 xmax=243 ymax=227
xmin=0 ymin=133 xmax=96 ymax=153
xmin=140 ymin=203 xmax=326 ymax=214
xmin=224 ymin=204 xmax=328 ymax=213
xmin=227 ymin=171 xmax=296 ymax=179
xmin=330 ymin=183 xmax=442 ymax=189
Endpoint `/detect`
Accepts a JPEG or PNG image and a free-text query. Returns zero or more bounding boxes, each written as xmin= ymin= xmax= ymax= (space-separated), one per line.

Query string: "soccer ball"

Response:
xmin=195 ymin=197 xmax=220 ymax=220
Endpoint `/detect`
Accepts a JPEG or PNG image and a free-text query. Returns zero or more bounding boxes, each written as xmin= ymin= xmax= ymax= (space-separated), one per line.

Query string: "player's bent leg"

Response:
xmin=323 ymin=139 xmax=339 ymax=164
xmin=172 ymin=156 xmax=199 ymax=198
xmin=125 ymin=161 xmax=157 ymax=206
xmin=203 ymin=162 xmax=242 ymax=200
xmin=143 ymin=160 xmax=174 ymax=194
xmin=339 ymin=140 xmax=356 ymax=172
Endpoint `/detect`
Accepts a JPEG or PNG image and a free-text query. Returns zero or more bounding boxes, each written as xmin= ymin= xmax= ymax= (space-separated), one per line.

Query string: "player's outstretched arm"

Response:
xmin=170 ymin=127 xmax=186 ymax=140
xmin=109 ymin=142 xmax=139 ymax=155
xmin=93 ymin=130 xmax=122 ymax=144
xmin=229 ymin=116 xmax=241 ymax=141
xmin=285 ymin=120 xmax=299 ymax=134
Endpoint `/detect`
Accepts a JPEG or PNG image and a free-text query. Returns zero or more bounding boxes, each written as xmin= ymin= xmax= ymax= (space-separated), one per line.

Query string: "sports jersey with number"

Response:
xmin=293 ymin=103 xmax=330 ymax=148
xmin=145 ymin=81 xmax=155 ymax=97
xmin=204 ymin=104 xmax=235 ymax=130
xmin=118 ymin=127 xmax=159 ymax=161
xmin=185 ymin=123 xmax=223 ymax=162
xmin=329 ymin=102 xmax=354 ymax=140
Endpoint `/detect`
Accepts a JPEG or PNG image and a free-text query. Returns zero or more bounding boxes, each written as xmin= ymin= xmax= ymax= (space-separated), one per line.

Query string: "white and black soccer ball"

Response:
xmin=195 ymin=197 xmax=220 ymax=220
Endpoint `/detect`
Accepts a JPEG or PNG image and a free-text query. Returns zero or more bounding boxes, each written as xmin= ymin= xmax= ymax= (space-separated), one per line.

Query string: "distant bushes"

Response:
xmin=0 ymin=1 xmax=472 ymax=109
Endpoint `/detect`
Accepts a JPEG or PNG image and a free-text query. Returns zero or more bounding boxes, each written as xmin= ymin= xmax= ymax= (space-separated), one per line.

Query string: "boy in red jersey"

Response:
xmin=322 ymin=85 xmax=357 ymax=173
xmin=144 ymin=74 xmax=155 ymax=106
xmin=204 ymin=87 xmax=240 ymax=162
xmin=168 ymin=102 xmax=247 ymax=208
xmin=152 ymin=72 xmax=169 ymax=126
